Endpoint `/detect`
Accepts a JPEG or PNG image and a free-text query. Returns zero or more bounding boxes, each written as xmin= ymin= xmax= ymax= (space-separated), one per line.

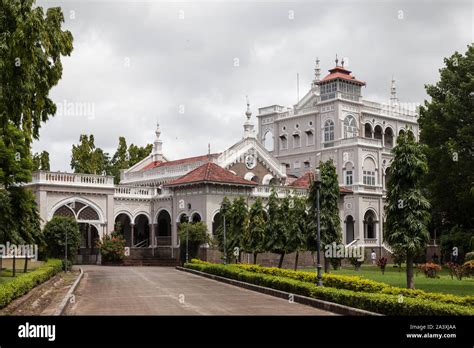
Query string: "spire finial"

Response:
xmin=335 ymin=54 xmax=339 ymax=66
xmin=152 ymin=120 xmax=163 ymax=160
xmin=390 ymin=75 xmax=398 ymax=105
xmin=243 ymin=95 xmax=255 ymax=138
xmin=314 ymin=57 xmax=321 ymax=82
xmin=245 ymin=95 xmax=252 ymax=119
xmin=341 ymin=57 xmax=345 ymax=67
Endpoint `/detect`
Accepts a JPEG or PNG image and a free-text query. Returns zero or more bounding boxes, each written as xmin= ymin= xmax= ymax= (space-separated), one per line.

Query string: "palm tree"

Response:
xmin=385 ymin=131 xmax=431 ymax=289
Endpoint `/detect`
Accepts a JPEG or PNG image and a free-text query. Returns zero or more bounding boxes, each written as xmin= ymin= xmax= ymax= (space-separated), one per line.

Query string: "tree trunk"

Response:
xmin=278 ymin=252 xmax=285 ymax=268
xmin=406 ymin=252 xmax=415 ymax=289
xmin=24 ymin=257 xmax=28 ymax=273
xmin=253 ymin=253 xmax=258 ymax=264
xmin=294 ymin=251 xmax=299 ymax=271
xmin=324 ymin=256 xmax=330 ymax=273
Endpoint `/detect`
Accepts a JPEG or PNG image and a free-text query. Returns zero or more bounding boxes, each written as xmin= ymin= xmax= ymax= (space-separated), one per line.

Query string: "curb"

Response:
xmin=176 ymin=266 xmax=381 ymax=316
xmin=54 ymin=268 xmax=84 ymax=316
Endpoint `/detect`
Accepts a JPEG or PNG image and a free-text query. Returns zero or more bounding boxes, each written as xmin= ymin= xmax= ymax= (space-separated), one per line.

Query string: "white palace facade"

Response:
xmin=27 ymin=59 xmax=419 ymax=264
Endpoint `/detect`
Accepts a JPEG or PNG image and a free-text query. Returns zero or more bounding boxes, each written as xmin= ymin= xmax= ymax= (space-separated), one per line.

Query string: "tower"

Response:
xmin=152 ymin=122 xmax=164 ymax=162
xmin=243 ymin=96 xmax=256 ymax=138
xmin=390 ymin=77 xmax=399 ymax=106
xmin=311 ymin=57 xmax=321 ymax=93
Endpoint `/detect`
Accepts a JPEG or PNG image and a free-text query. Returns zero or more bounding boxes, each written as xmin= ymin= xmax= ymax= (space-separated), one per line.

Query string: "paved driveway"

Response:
xmin=65 ymin=266 xmax=334 ymax=315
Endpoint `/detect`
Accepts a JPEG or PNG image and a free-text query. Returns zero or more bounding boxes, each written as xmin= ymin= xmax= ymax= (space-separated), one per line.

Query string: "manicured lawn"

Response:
xmin=299 ymin=264 xmax=474 ymax=297
xmin=0 ymin=260 xmax=43 ymax=285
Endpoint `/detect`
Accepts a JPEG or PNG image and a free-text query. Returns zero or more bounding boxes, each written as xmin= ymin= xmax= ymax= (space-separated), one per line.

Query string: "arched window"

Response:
xmin=364 ymin=123 xmax=373 ymax=138
xmin=293 ymin=133 xmax=301 ymax=148
xmin=344 ymin=162 xmax=354 ymax=186
xmin=363 ymin=157 xmax=376 ymax=186
xmin=344 ymin=115 xmax=357 ymax=138
xmin=305 ymin=129 xmax=314 ymax=146
xmin=279 ymin=134 xmax=288 ymax=150
xmin=263 ymin=131 xmax=274 ymax=151
xmin=364 ymin=211 xmax=376 ymax=239
xmin=374 ymin=125 xmax=383 ymax=140
xmin=384 ymin=127 xmax=394 ymax=148
xmin=324 ymin=120 xmax=334 ymax=142
xmin=346 ymin=215 xmax=355 ymax=243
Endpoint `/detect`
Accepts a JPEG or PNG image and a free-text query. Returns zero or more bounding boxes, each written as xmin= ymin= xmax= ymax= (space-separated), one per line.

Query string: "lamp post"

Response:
xmin=186 ymin=203 xmax=191 ymax=264
xmin=223 ymin=213 xmax=227 ymax=265
xmin=314 ymin=169 xmax=323 ymax=286
xmin=65 ymin=228 xmax=68 ymax=272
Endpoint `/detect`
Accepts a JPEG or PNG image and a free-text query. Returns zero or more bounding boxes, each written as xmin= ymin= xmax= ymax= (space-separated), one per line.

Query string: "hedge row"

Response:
xmin=185 ymin=261 xmax=474 ymax=316
xmin=0 ymin=259 xmax=63 ymax=309
xmin=231 ymin=263 xmax=474 ymax=307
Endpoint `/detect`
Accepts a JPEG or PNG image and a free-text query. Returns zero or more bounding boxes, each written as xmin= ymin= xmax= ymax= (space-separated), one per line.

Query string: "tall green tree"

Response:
xmin=215 ymin=197 xmax=233 ymax=260
xmin=0 ymin=0 xmax=73 ymax=185
xmin=71 ymin=134 xmax=109 ymax=175
xmin=128 ymin=143 xmax=153 ymax=167
xmin=110 ymin=137 xmax=129 ymax=184
xmin=32 ymin=151 xmax=50 ymax=171
xmin=0 ymin=0 xmax=72 ymax=249
xmin=229 ymin=196 xmax=247 ymax=262
xmin=385 ymin=131 xmax=431 ymax=289
xmin=418 ymin=44 xmax=474 ymax=239
xmin=243 ymin=198 xmax=266 ymax=264
xmin=308 ymin=160 xmax=342 ymax=272
xmin=264 ymin=188 xmax=286 ymax=268
xmin=287 ymin=195 xmax=308 ymax=271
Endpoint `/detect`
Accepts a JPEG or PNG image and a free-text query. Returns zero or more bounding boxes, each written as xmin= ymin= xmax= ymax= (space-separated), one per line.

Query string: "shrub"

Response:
xmin=0 ymin=259 xmax=62 ymax=309
xmin=329 ymin=258 xmax=341 ymax=270
xmin=348 ymin=257 xmax=362 ymax=271
xmin=418 ymin=262 xmax=442 ymax=278
xmin=377 ymin=257 xmax=388 ymax=275
xmin=230 ymin=263 xmax=474 ymax=307
xmin=178 ymin=222 xmax=210 ymax=262
xmin=464 ymin=252 xmax=474 ymax=262
xmin=446 ymin=262 xmax=464 ymax=280
xmin=43 ymin=216 xmax=81 ymax=262
xmin=184 ymin=261 xmax=473 ymax=316
xmin=97 ymin=231 xmax=126 ymax=262
xmin=462 ymin=260 xmax=474 ymax=277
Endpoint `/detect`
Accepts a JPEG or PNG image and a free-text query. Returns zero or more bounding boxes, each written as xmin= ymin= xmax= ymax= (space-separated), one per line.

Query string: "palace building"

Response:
xmin=27 ymin=58 xmax=419 ymax=264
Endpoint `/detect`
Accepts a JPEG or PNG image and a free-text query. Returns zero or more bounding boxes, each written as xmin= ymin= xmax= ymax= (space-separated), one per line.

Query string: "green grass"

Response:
xmin=0 ymin=260 xmax=42 ymax=285
xmin=298 ymin=264 xmax=474 ymax=297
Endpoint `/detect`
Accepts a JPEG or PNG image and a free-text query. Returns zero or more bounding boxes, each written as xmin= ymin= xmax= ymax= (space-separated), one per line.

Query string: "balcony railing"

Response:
xmin=30 ymin=171 xmax=114 ymax=187
xmin=252 ymin=185 xmax=307 ymax=198
xmin=114 ymin=185 xmax=171 ymax=199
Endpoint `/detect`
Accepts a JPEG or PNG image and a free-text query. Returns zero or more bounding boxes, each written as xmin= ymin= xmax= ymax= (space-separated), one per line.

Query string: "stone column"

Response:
xmin=149 ymin=223 xmax=154 ymax=247
xmin=130 ymin=224 xmax=135 ymax=247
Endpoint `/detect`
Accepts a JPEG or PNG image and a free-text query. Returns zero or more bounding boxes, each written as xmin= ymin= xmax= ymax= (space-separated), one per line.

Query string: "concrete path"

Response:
xmin=65 ymin=265 xmax=335 ymax=315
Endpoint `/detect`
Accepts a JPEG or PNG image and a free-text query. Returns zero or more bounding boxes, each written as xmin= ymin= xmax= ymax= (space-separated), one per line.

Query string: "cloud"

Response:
xmin=33 ymin=0 xmax=473 ymax=171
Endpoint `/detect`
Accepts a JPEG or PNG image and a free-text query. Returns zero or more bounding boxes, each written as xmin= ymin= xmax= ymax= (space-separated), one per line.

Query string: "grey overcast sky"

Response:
xmin=33 ymin=0 xmax=473 ymax=172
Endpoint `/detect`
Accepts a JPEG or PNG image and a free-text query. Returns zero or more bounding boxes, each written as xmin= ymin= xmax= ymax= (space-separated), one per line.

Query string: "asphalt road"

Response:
xmin=65 ymin=265 xmax=335 ymax=315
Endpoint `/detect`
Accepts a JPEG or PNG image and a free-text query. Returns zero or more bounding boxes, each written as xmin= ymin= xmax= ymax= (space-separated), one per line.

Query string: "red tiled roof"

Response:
xmin=318 ymin=66 xmax=365 ymax=85
xmin=165 ymin=162 xmax=257 ymax=187
xmin=140 ymin=154 xmax=220 ymax=171
xmin=288 ymin=172 xmax=353 ymax=194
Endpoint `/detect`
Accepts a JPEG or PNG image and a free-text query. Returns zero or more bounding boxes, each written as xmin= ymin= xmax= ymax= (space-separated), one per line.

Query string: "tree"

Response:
xmin=385 ymin=131 xmax=431 ymax=289
xmin=264 ymin=188 xmax=286 ymax=267
xmin=0 ymin=189 xmax=18 ymax=244
xmin=32 ymin=151 xmax=50 ymax=171
xmin=0 ymin=0 xmax=73 ymax=184
xmin=287 ymin=196 xmax=308 ymax=270
xmin=243 ymin=198 xmax=266 ymax=264
xmin=418 ymin=45 xmax=474 ymax=239
xmin=178 ymin=222 xmax=210 ymax=263
xmin=215 ymin=197 xmax=233 ymax=259
xmin=71 ymin=134 xmax=109 ymax=174
xmin=43 ymin=216 xmax=81 ymax=262
xmin=110 ymin=137 xmax=129 ymax=184
xmin=308 ymin=160 xmax=342 ymax=272
xmin=229 ymin=196 xmax=248 ymax=262
xmin=128 ymin=143 xmax=153 ymax=167
xmin=8 ymin=186 xmax=43 ymax=245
